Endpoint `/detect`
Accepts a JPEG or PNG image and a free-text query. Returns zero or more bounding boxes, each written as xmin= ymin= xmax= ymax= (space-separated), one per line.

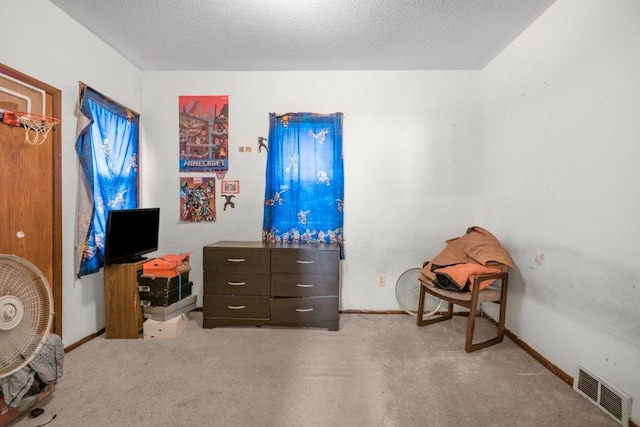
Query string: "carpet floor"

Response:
xmin=11 ymin=313 xmax=616 ymax=426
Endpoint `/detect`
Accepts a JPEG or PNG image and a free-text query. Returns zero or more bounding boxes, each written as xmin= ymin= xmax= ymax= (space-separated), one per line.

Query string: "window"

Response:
xmin=75 ymin=86 xmax=139 ymax=277
xmin=262 ymin=113 xmax=344 ymax=253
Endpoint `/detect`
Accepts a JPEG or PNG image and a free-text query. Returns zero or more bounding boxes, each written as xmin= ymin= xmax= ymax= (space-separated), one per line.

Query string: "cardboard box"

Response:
xmin=143 ymin=294 xmax=197 ymax=321
xmin=143 ymin=252 xmax=191 ymax=278
xmin=143 ymin=313 xmax=190 ymax=339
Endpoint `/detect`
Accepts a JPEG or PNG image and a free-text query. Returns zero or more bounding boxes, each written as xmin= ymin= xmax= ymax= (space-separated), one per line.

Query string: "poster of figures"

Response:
xmin=180 ymin=177 xmax=216 ymax=223
xmin=179 ymin=95 xmax=229 ymax=172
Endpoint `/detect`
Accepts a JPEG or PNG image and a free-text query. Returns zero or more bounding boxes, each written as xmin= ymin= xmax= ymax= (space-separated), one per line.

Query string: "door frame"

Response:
xmin=0 ymin=62 xmax=63 ymax=336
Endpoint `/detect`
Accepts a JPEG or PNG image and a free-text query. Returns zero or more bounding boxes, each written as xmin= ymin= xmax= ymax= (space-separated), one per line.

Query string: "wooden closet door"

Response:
xmin=0 ymin=97 xmax=54 ymax=273
xmin=0 ymin=64 xmax=62 ymax=336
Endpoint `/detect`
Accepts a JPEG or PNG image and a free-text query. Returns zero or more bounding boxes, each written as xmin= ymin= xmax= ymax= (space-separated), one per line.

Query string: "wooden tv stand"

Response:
xmin=104 ymin=259 xmax=148 ymax=339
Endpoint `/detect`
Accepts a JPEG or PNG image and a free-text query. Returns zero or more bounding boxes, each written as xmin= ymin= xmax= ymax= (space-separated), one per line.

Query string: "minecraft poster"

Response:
xmin=179 ymin=95 xmax=229 ymax=172
xmin=179 ymin=177 xmax=216 ymax=223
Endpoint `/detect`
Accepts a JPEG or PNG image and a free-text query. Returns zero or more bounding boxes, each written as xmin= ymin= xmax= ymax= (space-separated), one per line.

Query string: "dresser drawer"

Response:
xmin=270 ymin=296 xmax=338 ymax=323
xmin=204 ymin=271 xmax=270 ymax=296
xmin=271 ymin=248 xmax=339 ymax=274
xmin=204 ymin=248 xmax=270 ymax=273
xmin=271 ymin=273 xmax=338 ymax=297
xmin=203 ymin=295 xmax=270 ymax=319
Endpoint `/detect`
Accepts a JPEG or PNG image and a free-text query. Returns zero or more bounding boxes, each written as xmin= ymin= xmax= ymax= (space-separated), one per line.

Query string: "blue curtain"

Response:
xmin=263 ymin=113 xmax=344 ymax=253
xmin=76 ymin=87 xmax=139 ymax=277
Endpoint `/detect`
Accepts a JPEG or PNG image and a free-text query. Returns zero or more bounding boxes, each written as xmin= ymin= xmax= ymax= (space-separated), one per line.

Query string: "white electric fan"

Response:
xmin=395 ymin=267 xmax=447 ymax=317
xmin=0 ymin=254 xmax=54 ymax=379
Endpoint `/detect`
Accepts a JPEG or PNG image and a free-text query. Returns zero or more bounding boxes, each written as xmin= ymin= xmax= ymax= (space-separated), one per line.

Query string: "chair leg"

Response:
xmin=497 ymin=275 xmax=509 ymax=339
xmin=465 ymin=308 xmax=503 ymax=352
xmin=465 ymin=275 xmax=508 ymax=353
xmin=416 ymin=283 xmax=426 ymax=325
xmin=416 ymin=284 xmax=452 ymax=326
xmin=465 ymin=298 xmax=478 ymax=352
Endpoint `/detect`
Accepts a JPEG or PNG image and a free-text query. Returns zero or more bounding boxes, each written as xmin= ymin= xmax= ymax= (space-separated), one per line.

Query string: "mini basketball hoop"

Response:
xmin=13 ymin=111 xmax=60 ymax=145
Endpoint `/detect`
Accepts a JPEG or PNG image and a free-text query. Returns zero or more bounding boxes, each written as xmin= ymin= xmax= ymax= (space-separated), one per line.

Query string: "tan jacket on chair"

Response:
xmin=420 ymin=226 xmax=514 ymax=287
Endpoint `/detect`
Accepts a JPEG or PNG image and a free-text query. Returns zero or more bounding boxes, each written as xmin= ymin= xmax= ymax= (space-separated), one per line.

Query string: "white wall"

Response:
xmin=141 ymin=70 xmax=482 ymax=311
xmin=1 ymin=0 xmax=142 ymax=346
xmin=481 ymin=0 xmax=640 ymax=420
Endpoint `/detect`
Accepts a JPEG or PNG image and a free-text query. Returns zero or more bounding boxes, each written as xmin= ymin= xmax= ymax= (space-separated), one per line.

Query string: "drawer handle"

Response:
xmin=296 ymin=284 xmax=314 ymax=288
xmin=296 ymin=308 xmax=314 ymax=312
xmin=296 ymin=260 xmax=314 ymax=264
xmin=227 ymin=258 xmax=246 ymax=263
xmin=228 ymin=282 xmax=246 ymax=286
xmin=227 ymin=305 xmax=246 ymax=310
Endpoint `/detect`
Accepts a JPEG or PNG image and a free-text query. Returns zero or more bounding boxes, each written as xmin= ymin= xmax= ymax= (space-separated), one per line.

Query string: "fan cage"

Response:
xmin=0 ymin=254 xmax=54 ymax=378
xmin=395 ymin=267 xmax=447 ymax=316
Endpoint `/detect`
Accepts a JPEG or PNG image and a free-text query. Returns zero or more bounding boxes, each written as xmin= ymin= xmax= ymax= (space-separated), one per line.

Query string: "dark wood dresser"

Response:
xmin=203 ymin=241 xmax=340 ymax=331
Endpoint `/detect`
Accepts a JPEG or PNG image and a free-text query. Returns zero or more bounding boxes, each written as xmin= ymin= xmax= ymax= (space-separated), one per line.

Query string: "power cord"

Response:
xmin=36 ymin=414 xmax=57 ymax=427
xmin=29 ymin=408 xmax=58 ymax=426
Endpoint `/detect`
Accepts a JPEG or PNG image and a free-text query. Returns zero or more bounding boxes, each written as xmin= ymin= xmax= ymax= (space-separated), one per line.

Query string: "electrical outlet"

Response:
xmin=377 ymin=275 xmax=386 ymax=287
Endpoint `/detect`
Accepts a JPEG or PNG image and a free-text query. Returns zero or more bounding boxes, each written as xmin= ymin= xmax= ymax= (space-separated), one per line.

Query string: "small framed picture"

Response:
xmin=221 ymin=180 xmax=240 ymax=194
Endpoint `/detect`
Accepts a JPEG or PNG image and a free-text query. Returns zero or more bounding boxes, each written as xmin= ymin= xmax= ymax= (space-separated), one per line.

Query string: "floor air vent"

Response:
xmin=574 ymin=362 xmax=631 ymax=426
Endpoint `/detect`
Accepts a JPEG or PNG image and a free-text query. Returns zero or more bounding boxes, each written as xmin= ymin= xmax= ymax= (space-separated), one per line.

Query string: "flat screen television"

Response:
xmin=104 ymin=208 xmax=160 ymax=265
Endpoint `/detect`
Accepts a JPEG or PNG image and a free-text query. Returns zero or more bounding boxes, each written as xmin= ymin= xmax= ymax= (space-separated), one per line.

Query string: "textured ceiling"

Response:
xmin=49 ymin=0 xmax=556 ymax=71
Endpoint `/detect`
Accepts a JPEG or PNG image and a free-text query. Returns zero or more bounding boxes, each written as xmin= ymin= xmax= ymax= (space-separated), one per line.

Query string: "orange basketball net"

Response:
xmin=14 ymin=111 xmax=60 ymax=145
